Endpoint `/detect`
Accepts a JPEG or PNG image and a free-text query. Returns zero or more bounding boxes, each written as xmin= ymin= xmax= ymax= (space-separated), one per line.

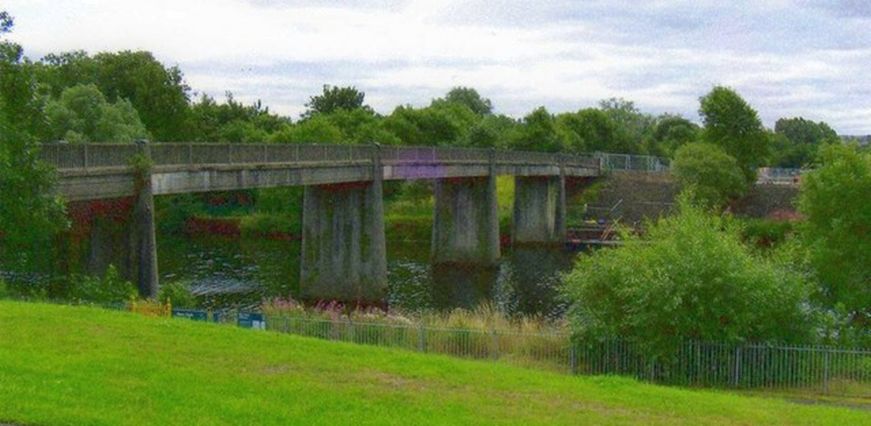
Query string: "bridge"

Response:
xmin=41 ymin=143 xmax=632 ymax=302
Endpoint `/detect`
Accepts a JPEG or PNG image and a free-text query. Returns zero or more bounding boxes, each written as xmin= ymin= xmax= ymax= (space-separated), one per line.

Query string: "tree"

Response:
xmin=44 ymin=84 xmax=149 ymax=143
xmin=562 ymin=194 xmax=814 ymax=357
xmin=302 ymin=85 xmax=370 ymax=118
xmin=771 ymin=117 xmax=839 ymax=168
xmin=440 ymin=86 xmax=493 ymax=115
xmin=33 ymin=50 xmax=192 ymax=141
xmin=0 ymin=11 xmax=67 ymax=270
xmin=382 ymin=102 xmax=477 ymax=146
xmin=507 ymin=107 xmax=563 ymax=152
xmin=462 ymin=114 xmax=516 ymax=148
xmin=599 ymin=98 xmax=655 ymax=154
xmin=698 ymin=86 xmax=768 ymax=182
xmin=270 ymin=116 xmax=343 ymax=144
xmin=555 ymin=108 xmax=619 ymax=153
xmin=650 ymin=115 xmax=699 ymax=157
xmin=672 ymin=142 xmax=748 ymax=208
xmin=798 ymin=143 xmax=870 ymax=324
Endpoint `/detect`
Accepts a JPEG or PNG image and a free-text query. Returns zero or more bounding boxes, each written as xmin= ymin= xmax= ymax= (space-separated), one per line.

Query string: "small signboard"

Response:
xmin=172 ymin=309 xmax=208 ymax=321
xmin=238 ymin=312 xmax=266 ymax=330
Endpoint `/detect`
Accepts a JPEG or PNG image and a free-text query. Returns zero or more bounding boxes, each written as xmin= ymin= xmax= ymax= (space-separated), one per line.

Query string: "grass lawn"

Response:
xmin=0 ymin=301 xmax=867 ymax=425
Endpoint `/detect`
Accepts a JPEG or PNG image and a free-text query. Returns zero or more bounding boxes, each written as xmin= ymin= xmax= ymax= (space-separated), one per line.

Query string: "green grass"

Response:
xmin=0 ymin=301 xmax=868 ymax=425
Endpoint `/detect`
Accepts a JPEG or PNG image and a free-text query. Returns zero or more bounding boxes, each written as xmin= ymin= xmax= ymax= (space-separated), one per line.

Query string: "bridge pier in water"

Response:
xmin=430 ymin=175 xmax=500 ymax=266
xmin=512 ymin=175 xmax=566 ymax=245
xmin=300 ymin=179 xmax=388 ymax=303
xmin=70 ymin=182 xmax=159 ymax=299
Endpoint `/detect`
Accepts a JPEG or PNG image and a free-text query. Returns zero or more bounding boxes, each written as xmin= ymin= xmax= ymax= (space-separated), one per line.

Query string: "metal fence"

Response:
xmin=245 ymin=315 xmax=869 ymax=396
xmin=39 ymin=143 xmax=603 ymax=172
xmin=757 ymin=167 xmax=804 ymax=185
xmin=595 ymin=152 xmax=670 ymax=172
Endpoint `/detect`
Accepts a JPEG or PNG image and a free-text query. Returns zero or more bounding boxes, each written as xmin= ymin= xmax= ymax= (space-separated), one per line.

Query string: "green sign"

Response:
xmin=238 ymin=312 xmax=266 ymax=330
xmin=172 ymin=309 xmax=208 ymax=321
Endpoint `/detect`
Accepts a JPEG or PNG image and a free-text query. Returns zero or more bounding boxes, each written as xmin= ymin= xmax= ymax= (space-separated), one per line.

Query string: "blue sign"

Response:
xmin=172 ymin=309 xmax=208 ymax=321
xmin=238 ymin=312 xmax=266 ymax=330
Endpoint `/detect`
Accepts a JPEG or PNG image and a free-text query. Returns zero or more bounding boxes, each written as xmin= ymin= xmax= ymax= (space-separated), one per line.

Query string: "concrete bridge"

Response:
xmin=41 ymin=142 xmax=609 ymax=302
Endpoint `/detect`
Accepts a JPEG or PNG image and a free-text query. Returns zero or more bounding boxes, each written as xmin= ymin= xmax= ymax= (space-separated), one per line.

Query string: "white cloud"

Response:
xmin=3 ymin=0 xmax=870 ymax=133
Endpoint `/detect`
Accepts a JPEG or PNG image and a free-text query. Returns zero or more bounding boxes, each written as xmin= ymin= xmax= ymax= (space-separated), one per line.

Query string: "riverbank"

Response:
xmin=1 ymin=301 xmax=865 ymax=425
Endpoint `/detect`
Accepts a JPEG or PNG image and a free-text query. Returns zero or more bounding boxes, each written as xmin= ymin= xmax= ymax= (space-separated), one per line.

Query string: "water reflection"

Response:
xmin=158 ymin=233 xmax=580 ymax=317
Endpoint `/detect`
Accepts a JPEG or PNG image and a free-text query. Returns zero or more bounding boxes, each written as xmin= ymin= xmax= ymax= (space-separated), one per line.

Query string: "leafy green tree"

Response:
xmin=771 ymin=117 xmax=839 ymax=168
xmin=672 ymin=142 xmax=748 ymax=208
xmin=321 ymin=108 xmax=400 ymax=145
xmin=302 ymin=85 xmax=370 ymax=118
xmin=650 ymin=115 xmax=700 ymax=157
xmin=698 ymin=86 xmax=768 ymax=182
xmin=462 ymin=114 xmax=516 ymax=148
xmin=270 ymin=115 xmax=343 ymax=144
xmin=0 ymin=12 xmax=67 ymax=270
xmin=507 ymin=107 xmax=563 ymax=152
xmin=440 ymin=86 xmax=493 ymax=115
xmin=599 ymin=98 xmax=655 ymax=154
xmin=555 ymin=108 xmax=619 ymax=153
xmin=44 ymin=84 xmax=149 ymax=143
xmin=563 ymin=194 xmax=814 ymax=357
xmin=382 ymin=102 xmax=477 ymax=146
xmin=188 ymin=93 xmax=288 ymax=142
xmin=798 ymin=143 xmax=870 ymax=323
xmin=34 ymin=50 xmax=192 ymax=141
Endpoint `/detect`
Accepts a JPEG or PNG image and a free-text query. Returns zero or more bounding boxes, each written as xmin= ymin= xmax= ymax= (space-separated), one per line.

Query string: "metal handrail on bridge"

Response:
xmin=38 ymin=143 xmax=607 ymax=172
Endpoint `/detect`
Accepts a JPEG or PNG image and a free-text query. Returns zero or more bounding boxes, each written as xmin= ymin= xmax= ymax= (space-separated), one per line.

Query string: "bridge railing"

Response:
xmin=41 ymin=143 xmax=606 ymax=172
xmin=595 ymin=152 xmax=670 ymax=172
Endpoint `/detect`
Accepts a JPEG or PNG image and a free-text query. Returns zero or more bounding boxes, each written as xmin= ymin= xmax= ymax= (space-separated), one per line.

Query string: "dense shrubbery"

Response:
xmin=798 ymin=143 xmax=870 ymax=329
xmin=672 ymin=142 xmax=748 ymax=208
xmin=157 ymin=280 xmax=197 ymax=308
xmin=562 ymin=195 xmax=815 ymax=358
xmin=67 ymin=265 xmax=137 ymax=304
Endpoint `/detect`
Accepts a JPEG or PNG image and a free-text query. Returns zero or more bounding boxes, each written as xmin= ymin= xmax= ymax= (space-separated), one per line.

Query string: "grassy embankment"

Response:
xmin=0 ymin=300 xmax=867 ymax=425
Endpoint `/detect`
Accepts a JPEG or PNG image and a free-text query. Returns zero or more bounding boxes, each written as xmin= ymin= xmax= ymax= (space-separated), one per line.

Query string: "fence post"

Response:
xmin=490 ymin=327 xmax=499 ymax=360
xmin=418 ymin=322 xmax=426 ymax=353
xmin=283 ymin=316 xmax=289 ymax=333
xmin=823 ymin=348 xmax=830 ymax=395
xmin=83 ymin=144 xmax=89 ymax=170
xmin=733 ymin=346 xmax=742 ymax=387
xmin=187 ymin=144 xmax=194 ymax=166
xmin=570 ymin=344 xmax=578 ymax=375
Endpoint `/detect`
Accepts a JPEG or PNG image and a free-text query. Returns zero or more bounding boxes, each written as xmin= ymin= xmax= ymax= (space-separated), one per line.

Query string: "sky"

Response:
xmin=4 ymin=0 xmax=870 ymax=134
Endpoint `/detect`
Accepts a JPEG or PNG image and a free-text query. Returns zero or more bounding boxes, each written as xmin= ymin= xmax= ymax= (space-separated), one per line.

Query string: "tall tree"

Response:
xmin=440 ymin=86 xmax=493 ymax=115
xmin=771 ymin=117 xmax=839 ymax=168
xmin=302 ymin=85 xmax=370 ymax=118
xmin=0 ymin=11 xmax=67 ymax=270
xmin=508 ymin=107 xmax=563 ymax=152
xmin=44 ymin=84 xmax=149 ymax=143
xmin=698 ymin=86 xmax=768 ymax=182
xmin=798 ymin=143 xmax=870 ymax=326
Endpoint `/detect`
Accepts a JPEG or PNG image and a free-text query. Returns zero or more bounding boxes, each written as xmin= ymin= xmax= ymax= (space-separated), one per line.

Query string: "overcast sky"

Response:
xmin=4 ymin=0 xmax=870 ymax=134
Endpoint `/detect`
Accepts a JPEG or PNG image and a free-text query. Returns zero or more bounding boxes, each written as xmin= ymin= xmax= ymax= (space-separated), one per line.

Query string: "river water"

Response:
xmin=157 ymin=233 xmax=582 ymax=318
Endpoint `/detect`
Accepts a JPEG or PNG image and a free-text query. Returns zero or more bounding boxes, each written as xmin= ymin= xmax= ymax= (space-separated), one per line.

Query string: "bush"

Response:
xmin=672 ymin=142 xmax=748 ymax=208
xmin=741 ymin=218 xmax=795 ymax=247
xmin=562 ymin=194 xmax=814 ymax=358
xmin=68 ymin=265 xmax=137 ymax=304
xmin=239 ymin=213 xmax=300 ymax=238
xmin=798 ymin=143 xmax=870 ymax=323
xmin=158 ymin=281 xmax=197 ymax=308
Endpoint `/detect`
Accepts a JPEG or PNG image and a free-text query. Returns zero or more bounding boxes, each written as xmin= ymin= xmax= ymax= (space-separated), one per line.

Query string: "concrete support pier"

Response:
xmin=300 ymin=179 xmax=387 ymax=302
xmin=431 ymin=176 xmax=500 ymax=265
xmin=79 ymin=160 xmax=159 ymax=298
xmin=130 ymin=168 xmax=159 ymax=298
xmin=512 ymin=175 xmax=566 ymax=245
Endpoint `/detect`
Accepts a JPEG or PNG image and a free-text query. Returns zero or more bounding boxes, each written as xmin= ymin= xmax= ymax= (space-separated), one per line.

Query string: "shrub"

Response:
xmin=798 ymin=143 xmax=870 ymax=321
xmin=741 ymin=218 xmax=795 ymax=247
xmin=68 ymin=265 xmax=137 ymax=304
xmin=239 ymin=213 xmax=300 ymax=238
xmin=158 ymin=281 xmax=197 ymax=308
xmin=672 ymin=142 xmax=748 ymax=208
xmin=562 ymin=194 xmax=815 ymax=359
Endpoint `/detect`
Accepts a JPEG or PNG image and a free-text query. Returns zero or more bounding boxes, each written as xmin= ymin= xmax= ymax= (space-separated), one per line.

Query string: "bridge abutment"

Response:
xmin=300 ymin=179 xmax=387 ymax=303
xmin=431 ymin=175 xmax=500 ymax=266
xmin=512 ymin=175 xmax=566 ymax=245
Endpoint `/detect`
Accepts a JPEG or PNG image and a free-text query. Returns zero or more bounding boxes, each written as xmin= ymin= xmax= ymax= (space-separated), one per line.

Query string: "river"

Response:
xmin=157 ymin=233 xmax=583 ymax=318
